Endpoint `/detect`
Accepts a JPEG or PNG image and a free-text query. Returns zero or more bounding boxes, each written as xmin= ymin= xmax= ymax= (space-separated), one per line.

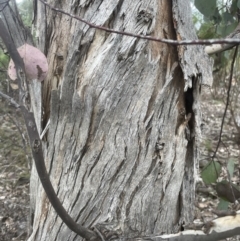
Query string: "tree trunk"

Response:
xmin=28 ymin=0 xmax=212 ymax=240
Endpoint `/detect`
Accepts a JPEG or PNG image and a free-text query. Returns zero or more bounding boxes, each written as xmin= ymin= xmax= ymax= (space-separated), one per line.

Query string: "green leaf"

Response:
xmin=222 ymin=12 xmax=234 ymax=24
xmin=217 ymin=22 xmax=238 ymax=36
xmin=238 ymin=0 xmax=240 ymax=8
xmin=231 ymin=0 xmax=238 ymax=10
xmin=210 ymin=8 xmax=221 ymax=24
xmin=198 ymin=22 xmax=217 ymax=39
xmin=217 ymin=198 xmax=229 ymax=210
xmin=194 ymin=0 xmax=217 ymax=18
xmin=227 ymin=159 xmax=235 ymax=179
xmin=230 ymin=0 xmax=239 ymax=15
xmin=201 ymin=161 xmax=221 ymax=184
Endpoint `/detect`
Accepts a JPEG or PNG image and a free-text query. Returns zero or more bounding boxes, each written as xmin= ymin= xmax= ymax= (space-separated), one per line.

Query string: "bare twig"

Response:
xmin=207 ymin=47 xmax=239 ymax=202
xmin=6 ymin=113 xmax=27 ymax=148
xmin=212 ymin=46 xmax=238 ymax=159
xmin=0 ymin=90 xmax=20 ymax=108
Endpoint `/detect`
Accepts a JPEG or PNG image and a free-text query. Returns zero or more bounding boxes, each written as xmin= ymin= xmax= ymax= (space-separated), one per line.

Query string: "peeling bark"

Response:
xmin=29 ymin=0 xmax=213 ymax=240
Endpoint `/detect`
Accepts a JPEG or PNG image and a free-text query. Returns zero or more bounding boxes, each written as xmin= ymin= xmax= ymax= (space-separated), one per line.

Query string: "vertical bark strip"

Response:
xmin=29 ymin=0 xmax=213 ymax=240
xmin=172 ymin=0 xmax=213 ymax=226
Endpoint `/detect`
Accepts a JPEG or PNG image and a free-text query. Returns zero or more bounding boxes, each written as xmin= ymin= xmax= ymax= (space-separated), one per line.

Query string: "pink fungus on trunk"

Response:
xmin=8 ymin=44 xmax=48 ymax=82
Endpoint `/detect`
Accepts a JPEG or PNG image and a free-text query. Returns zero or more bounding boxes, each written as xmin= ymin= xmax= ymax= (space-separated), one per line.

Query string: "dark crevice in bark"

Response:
xmin=144 ymin=155 xmax=157 ymax=177
xmin=176 ymin=190 xmax=183 ymax=227
xmin=50 ymin=89 xmax=61 ymax=139
xmin=117 ymin=189 xmax=126 ymax=221
xmin=74 ymin=195 xmax=92 ymax=222
xmin=88 ymin=147 xmax=104 ymax=178
xmin=144 ymin=138 xmax=150 ymax=158
xmin=144 ymin=113 xmax=154 ymax=138
xmin=111 ymin=159 xmax=126 ymax=184
xmin=168 ymin=88 xmax=177 ymax=119
xmin=144 ymin=132 xmax=152 ymax=158
xmin=171 ymin=150 xmax=177 ymax=172
xmin=99 ymin=159 xmax=126 ymax=217
xmin=125 ymin=183 xmax=137 ymax=221
xmin=72 ymin=233 xmax=79 ymax=241
xmin=108 ymin=179 xmax=126 ymax=219
xmin=119 ymin=149 xmax=139 ymax=213
xmin=106 ymin=0 xmax=124 ymax=31
xmin=43 ymin=5 xmax=51 ymax=56
xmin=74 ymin=100 xmax=95 ymax=187
xmin=53 ymin=221 xmax=64 ymax=241
xmin=157 ymin=102 xmax=165 ymax=120
xmin=56 ymin=165 xmax=64 ymax=196
xmin=125 ymin=176 xmax=141 ymax=220
xmin=81 ymin=204 xmax=102 ymax=226
xmin=48 ymin=149 xmax=56 ymax=183
xmin=99 ymin=162 xmax=111 ymax=184
xmin=184 ymin=87 xmax=193 ymax=116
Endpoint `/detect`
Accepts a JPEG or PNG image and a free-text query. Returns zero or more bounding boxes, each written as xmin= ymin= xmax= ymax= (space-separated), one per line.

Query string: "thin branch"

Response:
xmin=0 ymin=89 xmax=20 ymax=108
xmin=6 ymin=112 xmax=29 ymax=159
xmin=38 ymin=0 xmax=240 ymax=47
xmin=229 ymin=102 xmax=240 ymax=134
xmin=212 ymin=46 xmax=238 ymax=159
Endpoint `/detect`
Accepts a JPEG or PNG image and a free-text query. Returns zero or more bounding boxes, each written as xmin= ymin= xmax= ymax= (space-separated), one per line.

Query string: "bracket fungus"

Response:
xmin=8 ymin=44 xmax=48 ymax=82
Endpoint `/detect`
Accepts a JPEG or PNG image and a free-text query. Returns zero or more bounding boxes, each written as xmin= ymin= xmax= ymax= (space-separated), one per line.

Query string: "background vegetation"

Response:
xmin=193 ymin=0 xmax=240 ymax=213
xmin=0 ymin=0 xmax=32 ymax=239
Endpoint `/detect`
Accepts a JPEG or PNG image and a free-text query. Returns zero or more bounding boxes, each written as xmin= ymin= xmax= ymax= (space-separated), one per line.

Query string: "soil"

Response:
xmin=195 ymin=85 xmax=240 ymax=240
xmin=0 ymin=106 xmax=30 ymax=241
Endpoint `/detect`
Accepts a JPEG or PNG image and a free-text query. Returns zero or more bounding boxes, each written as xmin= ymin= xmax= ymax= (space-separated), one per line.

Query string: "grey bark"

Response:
xmin=28 ymin=0 xmax=213 ymax=240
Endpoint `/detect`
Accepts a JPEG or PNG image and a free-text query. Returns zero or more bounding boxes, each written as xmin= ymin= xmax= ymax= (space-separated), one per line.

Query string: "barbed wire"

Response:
xmin=38 ymin=0 xmax=240 ymax=47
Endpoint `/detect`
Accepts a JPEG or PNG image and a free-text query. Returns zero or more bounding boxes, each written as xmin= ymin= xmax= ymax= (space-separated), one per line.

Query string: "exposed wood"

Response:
xmin=205 ymin=23 xmax=240 ymax=55
xmin=139 ymin=227 xmax=240 ymax=241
